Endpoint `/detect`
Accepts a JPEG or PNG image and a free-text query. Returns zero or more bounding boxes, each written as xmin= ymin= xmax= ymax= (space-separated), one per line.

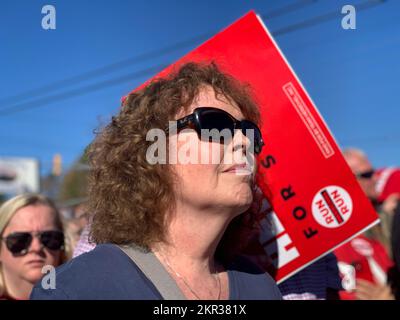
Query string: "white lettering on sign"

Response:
xmin=259 ymin=211 xmax=300 ymax=268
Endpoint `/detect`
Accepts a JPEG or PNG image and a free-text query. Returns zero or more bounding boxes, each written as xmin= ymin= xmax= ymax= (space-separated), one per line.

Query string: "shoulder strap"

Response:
xmin=117 ymin=244 xmax=186 ymax=300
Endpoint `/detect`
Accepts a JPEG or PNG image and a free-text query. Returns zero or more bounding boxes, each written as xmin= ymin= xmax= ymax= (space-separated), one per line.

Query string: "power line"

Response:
xmin=262 ymin=0 xmax=317 ymax=19
xmin=0 ymin=65 xmax=164 ymax=116
xmin=0 ymin=32 xmax=211 ymax=107
xmin=0 ymin=0 xmax=387 ymax=117
xmin=274 ymin=0 xmax=386 ymax=36
xmin=0 ymin=0 xmax=317 ymax=108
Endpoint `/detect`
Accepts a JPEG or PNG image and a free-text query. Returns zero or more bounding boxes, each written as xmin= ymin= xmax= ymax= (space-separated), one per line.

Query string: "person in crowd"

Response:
xmin=344 ymin=150 xmax=398 ymax=251
xmin=335 ymin=234 xmax=393 ymax=299
xmin=335 ymin=148 xmax=395 ymax=299
xmin=389 ymin=201 xmax=400 ymax=299
xmin=0 ymin=194 xmax=70 ymax=300
xmin=31 ymin=62 xmax=282 ymax=300
xmin=375 ymin=167 xmax=400 ymax=205
xmin=64 ymin=203 xmax=90 ymax=253
xmin=278 ymin=253 xmax=342 ymax=300
xmin=375 ymin=167 xmax=400 ymax=299
xmin=72 ymin=222 xmax=95 ymax=258
xmin=63 ymin=220 xmax=81 ymax=252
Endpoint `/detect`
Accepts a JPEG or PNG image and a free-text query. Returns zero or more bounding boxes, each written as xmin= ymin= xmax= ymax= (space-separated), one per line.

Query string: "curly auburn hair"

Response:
xmin=88 ymin=62 xmax=262 ymax=258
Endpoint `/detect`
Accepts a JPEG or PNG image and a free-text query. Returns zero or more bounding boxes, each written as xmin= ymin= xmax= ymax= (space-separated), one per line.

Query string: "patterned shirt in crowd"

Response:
xmin=278 ymin=253 xmax=342 ymax=300
xmin=72 ymin=224 xmax=96 ymax=258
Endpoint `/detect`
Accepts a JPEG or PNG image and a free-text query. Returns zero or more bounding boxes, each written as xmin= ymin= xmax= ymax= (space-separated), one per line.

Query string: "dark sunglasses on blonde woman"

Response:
xmin=168 ymin=107 xmax=265 ymax=154
xmin=1 ymin=230 xmax=64 ymax=256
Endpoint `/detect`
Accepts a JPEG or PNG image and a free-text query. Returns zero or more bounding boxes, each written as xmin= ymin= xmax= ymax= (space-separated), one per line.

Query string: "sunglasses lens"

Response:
xmin=5 ymin=233 xmax=32 ymax=255
xmin=192 ymin=108 xmax=264 ymax=154
xmin=40 ymin=231 xmax=64 ymax=250
xmin=358 ymin=170 xmax=375 ymax=179
xmin=197 ymin=109 xmax=235 ymax=141
xmin=198 ymin=109 xmax=234 ymax=143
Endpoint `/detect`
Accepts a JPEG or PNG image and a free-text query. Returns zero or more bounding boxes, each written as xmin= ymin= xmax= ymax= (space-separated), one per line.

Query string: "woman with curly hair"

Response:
xmin=31 ymin=62 xmax=282 ymax=300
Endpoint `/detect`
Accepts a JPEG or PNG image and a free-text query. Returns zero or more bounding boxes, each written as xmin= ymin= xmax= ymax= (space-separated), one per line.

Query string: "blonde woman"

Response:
xmin=0 ymin=194 xmax=69 ymax=299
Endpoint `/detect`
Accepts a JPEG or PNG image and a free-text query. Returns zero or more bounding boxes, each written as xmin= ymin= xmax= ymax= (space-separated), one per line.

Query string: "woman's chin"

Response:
xmin=227 ymin=190 xmax=253 ymax=213
xmin=24 ymin=269 xmax=45 ymax=284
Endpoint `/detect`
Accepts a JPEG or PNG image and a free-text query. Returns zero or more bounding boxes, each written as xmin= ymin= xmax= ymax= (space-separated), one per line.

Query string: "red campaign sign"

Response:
xmin=128 ymin=11 xmax=379 ymax=283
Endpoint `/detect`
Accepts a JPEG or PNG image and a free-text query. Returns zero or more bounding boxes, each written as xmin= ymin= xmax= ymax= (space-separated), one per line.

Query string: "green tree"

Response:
xmin=58 ymin=149 xmax=90 ymax=202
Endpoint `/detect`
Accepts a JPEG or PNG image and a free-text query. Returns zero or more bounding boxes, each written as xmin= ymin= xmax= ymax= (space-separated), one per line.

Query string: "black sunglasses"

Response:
xmin=170 ymin=107 xmax=264 ymax=154
xmin=1 ymin=230 xmax=64 ymax=256
xmin=355 ymin=169 xmax=375 ymax=179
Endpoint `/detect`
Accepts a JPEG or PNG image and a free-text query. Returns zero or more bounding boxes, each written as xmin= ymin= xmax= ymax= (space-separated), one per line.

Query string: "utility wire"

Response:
xmin=262 ymin=0 xmax=317 ymax=19
xmin=0 ymin=65 xmax=164 ymax=116
xmin=274 ymin=0 xmax=385 ymax=36
xmin=0 ymin=0 xmax=387 ymax=117
xmin=0 ymin=32 xmax=211 ymax=107
xmin=0 ymin=0 xmax=317 ymax=107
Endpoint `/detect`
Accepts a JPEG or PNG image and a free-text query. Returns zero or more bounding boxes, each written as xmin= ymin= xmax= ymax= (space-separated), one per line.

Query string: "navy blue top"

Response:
xmin=278 ymin=253 xmax=342 ymax=299
xmin=30 ymin=244 xmax=282 ymax=300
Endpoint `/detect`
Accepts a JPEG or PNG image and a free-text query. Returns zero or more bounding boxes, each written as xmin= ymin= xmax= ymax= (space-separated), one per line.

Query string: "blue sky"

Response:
xmin=0 ymin=0 xmax=399 ymax=176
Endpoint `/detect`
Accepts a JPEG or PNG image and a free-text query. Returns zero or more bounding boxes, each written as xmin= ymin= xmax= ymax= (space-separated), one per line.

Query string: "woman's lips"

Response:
xmin=223 ymin=164 xmax=253 ymax=175
xmin=26 ymin=259 xmax=45 ymax=266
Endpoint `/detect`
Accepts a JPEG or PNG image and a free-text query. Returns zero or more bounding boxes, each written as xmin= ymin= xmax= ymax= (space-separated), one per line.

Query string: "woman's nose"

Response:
xmin=29 ymin=235 xmax=43 ymax=252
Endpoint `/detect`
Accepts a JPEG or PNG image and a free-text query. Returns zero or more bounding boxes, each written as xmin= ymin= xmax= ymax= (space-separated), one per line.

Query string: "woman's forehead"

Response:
xmin=5 ymin=205 xmax=56 ymax=230
xmin=188 ymin=86 xmax=243 ymax=120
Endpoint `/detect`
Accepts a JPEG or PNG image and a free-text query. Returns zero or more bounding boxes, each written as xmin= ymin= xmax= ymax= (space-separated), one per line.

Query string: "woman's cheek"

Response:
xmin=40 ymin=249 xmax=61 ymax=269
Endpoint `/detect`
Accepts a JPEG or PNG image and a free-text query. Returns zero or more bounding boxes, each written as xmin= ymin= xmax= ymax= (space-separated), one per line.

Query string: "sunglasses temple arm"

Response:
xmin=166 ymin=114 xmax=196 ymax=134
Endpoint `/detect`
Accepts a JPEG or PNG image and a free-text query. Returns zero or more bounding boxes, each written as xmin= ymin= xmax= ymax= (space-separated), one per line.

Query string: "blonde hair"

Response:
xmin=0 ymin=193 xmax=71 ymax=297
xmin=342 ymin=147 xmax=367 ymax=160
